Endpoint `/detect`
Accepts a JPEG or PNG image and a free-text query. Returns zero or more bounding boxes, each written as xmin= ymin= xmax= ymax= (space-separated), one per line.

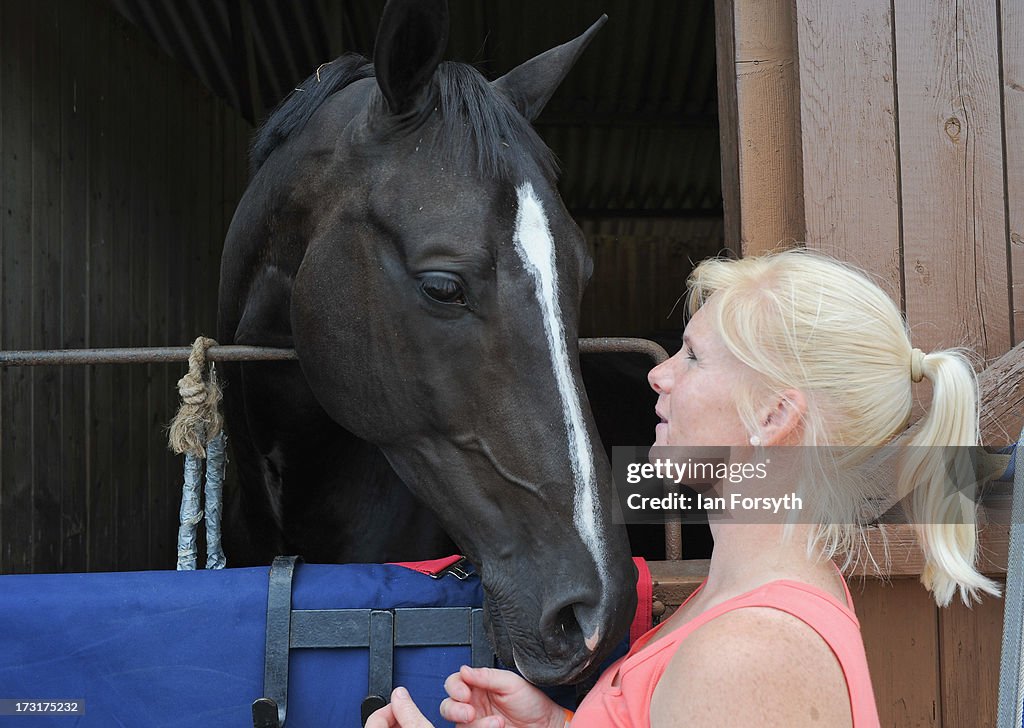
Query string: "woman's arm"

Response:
xmin=649 ymin=608 xmax=852 ymax=728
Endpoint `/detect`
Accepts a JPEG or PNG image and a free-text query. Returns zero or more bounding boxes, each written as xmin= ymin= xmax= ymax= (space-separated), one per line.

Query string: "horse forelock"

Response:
xmin=431 ymin=62 xmax=558 ymax=183
xmin=366 ymin=62 xmax=559 ymax=184
xmin=250 ymin=54 xmax=558 ymax=185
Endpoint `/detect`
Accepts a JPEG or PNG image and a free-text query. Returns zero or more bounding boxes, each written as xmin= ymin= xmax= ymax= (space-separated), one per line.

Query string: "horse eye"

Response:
xmin=418 ymin=272 xmax=467 ymax=306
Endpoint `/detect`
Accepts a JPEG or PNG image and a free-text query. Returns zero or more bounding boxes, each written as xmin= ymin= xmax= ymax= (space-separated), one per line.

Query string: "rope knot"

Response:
xmin=168 ymin=336 xmax=223 ymax=458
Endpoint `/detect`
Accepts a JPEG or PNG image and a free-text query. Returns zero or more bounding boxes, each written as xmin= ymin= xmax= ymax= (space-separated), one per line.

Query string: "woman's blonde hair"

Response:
xmin=687 ymin=248 xmax=1000 ymax=606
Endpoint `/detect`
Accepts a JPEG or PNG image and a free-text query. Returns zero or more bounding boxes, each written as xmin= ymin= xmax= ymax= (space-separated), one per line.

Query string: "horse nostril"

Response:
xmin=557 ymin=606 xmax=577 ymax=637
xmin=541 ymin=602 xmax=588 ymax=660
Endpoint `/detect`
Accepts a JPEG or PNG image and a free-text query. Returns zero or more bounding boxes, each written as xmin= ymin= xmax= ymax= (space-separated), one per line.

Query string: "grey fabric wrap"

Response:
xmin=176 ymin=452 xmax=204 ymax=571
xmin=998 ymin=435 xmax=1024 ymax=728
xmin=204 ymin=431 xmax=228 ymax=569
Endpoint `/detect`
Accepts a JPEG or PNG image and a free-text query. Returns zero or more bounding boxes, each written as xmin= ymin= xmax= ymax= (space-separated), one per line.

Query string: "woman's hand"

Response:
xmin=439 ymin=666 xmax=566 ymax=728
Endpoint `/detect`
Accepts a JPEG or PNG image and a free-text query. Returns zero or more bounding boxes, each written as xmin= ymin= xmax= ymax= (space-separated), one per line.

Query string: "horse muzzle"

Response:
xmin=480 ymin=556 xmax=636 ymax=685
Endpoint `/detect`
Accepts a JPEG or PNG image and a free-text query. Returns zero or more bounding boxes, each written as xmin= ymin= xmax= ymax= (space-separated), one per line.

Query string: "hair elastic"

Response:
xmin=910 ymin=348 xmax=926 ymax=383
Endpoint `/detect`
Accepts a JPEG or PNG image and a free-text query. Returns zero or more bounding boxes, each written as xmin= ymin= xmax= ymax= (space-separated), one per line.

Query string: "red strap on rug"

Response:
xmin=631 ymin=556 xmax=653 ymax=645
xmin=389 ymin=554 xmax=464 ymax=577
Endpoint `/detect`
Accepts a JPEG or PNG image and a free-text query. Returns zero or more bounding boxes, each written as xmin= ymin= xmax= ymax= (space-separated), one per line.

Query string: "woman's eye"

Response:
xmin=419 ymin=273 xmax=467 ymax=306
xmin=685 ymin=347 xmax=697 ymax=361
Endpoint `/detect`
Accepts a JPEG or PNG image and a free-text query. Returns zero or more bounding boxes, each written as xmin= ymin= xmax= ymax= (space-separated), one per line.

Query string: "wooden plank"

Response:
xmin=146 ymin=52 xmax=172 ymax=568
xmin=1005 ymin=0 xmax=1024 ymax=343
xmin=196 ymin=90 xmax=214 ymax=336
xmin=30 ymin=0 xmax=63 ymax=572
xmin=106 ymin=11 xmax=132 ymax=571
xmin=212 ymin=101 xmax=226 ymax=325
xmin=938 ymin=581 xmax=1004 ymax=728
xmin=124 ymin=15 xmax=151 ymax=571
xmin=237 ymin=115 xmax=250 ymax=216
xmin=855 ymin=579 xmax=941 ymax=728
xmin=2 ymin=0 xmax=36 ymax=574
xmin=895 ymin=0 xmax=1010 ymax=361
xmin=202 ymin=98 xmax=217 ymax=337
xmin=221 ymin=105 xmax=238 ymax=253
xmin=58 ymin=0 xmax=89 ymax=573
xmin=795 ymin=0 xmax=902 ymax=303
xmin=978 ymin=339 xmax=1024 ymax=446
xmin=714 ymin=0 xmax=740 ymax=255
xmin=728 ymin=0 xmax=804 ymax=254
xmin=650 ymin=558 xmax=712 ymax=612
xmin=0 ymin=0 xmax=5 ymax=574
xmin=86 ymin=6 xmax=115 ymax=572
xmin=860 ymin=523 xmax=1007 ymax=578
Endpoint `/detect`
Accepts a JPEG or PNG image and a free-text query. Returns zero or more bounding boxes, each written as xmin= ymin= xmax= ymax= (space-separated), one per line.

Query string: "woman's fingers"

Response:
xmin=457 ymin=665 xmax=523 ymax=694
xmin=365 ymin=704 xmax=397 ymax=728
xmin=439 ymin=696 xmax=475 ymax=723
xmin=389 ymin=687 xmax=435 ymax=727
xmin=443 ymin=671 xmax=472 ymax=702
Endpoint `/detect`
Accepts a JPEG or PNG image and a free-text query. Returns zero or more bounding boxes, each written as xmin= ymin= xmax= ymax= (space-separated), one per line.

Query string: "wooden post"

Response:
xmin=795 ymin=0 xmax=902 ymax=302
xmin=714 ymin=0 xmax=805 ymax=256
xmin=1004 ymin=0 xmax=1024 ymax=343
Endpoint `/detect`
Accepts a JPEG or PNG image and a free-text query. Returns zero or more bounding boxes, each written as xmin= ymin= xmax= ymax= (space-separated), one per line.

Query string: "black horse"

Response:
xmin=217 ymin=0 xmax=635 ymax=684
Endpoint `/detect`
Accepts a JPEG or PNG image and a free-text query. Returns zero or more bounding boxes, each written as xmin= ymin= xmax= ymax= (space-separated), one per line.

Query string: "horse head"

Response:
xmin=226 ymin=0 xmax=635 ymax=684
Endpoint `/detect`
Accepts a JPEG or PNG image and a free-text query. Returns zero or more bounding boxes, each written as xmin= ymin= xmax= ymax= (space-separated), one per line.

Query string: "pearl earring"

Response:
xmin=749 ymin=434 xmax=761 ymax=447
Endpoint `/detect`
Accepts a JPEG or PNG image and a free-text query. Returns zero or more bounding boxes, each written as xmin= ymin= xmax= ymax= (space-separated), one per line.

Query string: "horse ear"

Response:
xmin=492 ymin=15 xmax=607 ymax=122
xmin=373 ymin=0 xmax=450 ymax=115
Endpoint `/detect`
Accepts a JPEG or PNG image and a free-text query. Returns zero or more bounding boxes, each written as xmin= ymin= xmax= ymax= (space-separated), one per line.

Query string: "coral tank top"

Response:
xmin=571 ymin=573 xmax=880 ymax=727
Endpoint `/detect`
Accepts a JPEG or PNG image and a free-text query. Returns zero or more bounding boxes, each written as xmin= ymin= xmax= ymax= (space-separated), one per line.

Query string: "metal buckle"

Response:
xmin=432 ymin=557 xmax=473 ymax=580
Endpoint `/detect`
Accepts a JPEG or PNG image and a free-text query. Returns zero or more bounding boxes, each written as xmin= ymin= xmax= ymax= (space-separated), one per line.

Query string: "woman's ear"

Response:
xmin=756 ymin=389 xmax=807 ymax=446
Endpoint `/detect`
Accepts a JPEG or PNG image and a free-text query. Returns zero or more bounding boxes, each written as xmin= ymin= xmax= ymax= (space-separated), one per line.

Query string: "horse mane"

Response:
xmin=250 ymin=54 xmax=375 ymax=176
xmin=250 ymin=55 xmax=558 ymax=183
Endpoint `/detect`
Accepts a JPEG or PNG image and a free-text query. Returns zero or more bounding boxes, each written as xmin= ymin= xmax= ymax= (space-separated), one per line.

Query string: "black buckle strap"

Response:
xmin=252 ymin=555 xmax=301 ymax=728
xmin=253 ymin=556 xmax=495 ymax=728
xmin=362 ymin=610 xmax=395 ymax=724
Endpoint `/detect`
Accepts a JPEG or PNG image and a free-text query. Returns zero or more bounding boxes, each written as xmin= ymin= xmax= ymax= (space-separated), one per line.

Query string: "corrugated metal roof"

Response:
xmin=111 ymin=0 xmax=722 ymax=239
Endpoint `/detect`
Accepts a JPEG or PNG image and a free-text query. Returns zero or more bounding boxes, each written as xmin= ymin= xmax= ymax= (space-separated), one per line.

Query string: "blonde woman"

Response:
xmin=368 ymin=249 xmax=1000 ymax=728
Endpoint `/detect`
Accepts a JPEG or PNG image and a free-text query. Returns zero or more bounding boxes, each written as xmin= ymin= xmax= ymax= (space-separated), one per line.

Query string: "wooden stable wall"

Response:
xmin=714 ymin=0 xmax=1020 ymax=726
xmin=797 ymin=0 xmax=1022 ymax=366
xmin=579 ymin=219 xmax=724 ymax=338
xmin=0 ymin=0 xmax=251 ymax=574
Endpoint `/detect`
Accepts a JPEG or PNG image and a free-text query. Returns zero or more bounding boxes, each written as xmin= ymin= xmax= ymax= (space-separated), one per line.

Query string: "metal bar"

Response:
xmin=0 ymin=345 xmax=298 ymax=366
xmin=579 ymin=337 xmax=670 ymax=365
xmin=0 ymin=338 xmax=669 ymax=367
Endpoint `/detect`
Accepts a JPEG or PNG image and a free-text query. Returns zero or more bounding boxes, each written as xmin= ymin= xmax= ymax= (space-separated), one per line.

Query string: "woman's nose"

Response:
xmin=648 ymin=358 xmax=672 ymax=394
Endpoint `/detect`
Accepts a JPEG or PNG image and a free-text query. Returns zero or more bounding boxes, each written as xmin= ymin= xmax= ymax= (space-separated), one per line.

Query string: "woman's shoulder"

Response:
xmin=650 ymin=605 xmax=852 ymax=727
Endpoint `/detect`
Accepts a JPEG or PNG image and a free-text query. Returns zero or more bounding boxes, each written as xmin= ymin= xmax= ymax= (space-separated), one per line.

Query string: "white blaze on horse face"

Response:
xmin=512 ymin=181 xmax=607 ymax=640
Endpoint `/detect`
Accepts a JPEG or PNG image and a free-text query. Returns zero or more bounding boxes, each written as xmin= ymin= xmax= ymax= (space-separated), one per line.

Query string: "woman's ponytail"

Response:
xmin=900 ymin=349 xmax=1001 ymax=606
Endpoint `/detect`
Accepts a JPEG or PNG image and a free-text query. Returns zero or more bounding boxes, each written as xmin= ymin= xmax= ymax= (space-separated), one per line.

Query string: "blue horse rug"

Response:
xmin=0 ymin=558 xmax=638 ymax=728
